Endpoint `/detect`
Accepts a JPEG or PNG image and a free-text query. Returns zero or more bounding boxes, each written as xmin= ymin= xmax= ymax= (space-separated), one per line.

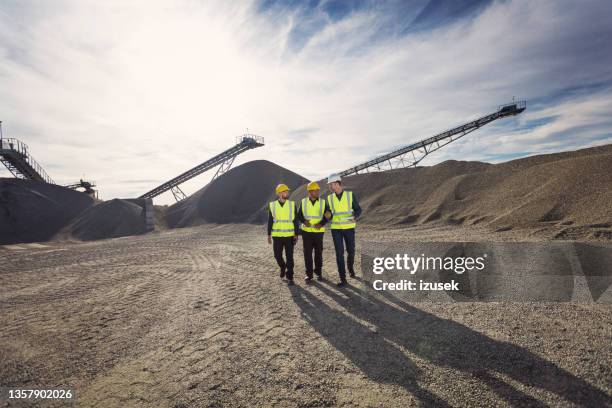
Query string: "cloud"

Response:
xmin=1 ymin=0 xmax=611 ymax=204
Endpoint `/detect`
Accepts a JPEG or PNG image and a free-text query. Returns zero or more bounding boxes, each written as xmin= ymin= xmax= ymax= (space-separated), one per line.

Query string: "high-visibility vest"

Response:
xmin=327 ymin=191 xmax=356 ymax=230
xmin=269 ymin=200 xmax=295 ymax=237
xmin=300 ymin=198 xmax=325 ymax=233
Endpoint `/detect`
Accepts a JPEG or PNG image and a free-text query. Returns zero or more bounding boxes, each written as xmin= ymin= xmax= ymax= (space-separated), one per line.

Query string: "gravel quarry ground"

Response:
xmin=1 ymin=224 xmax=611 ymax=407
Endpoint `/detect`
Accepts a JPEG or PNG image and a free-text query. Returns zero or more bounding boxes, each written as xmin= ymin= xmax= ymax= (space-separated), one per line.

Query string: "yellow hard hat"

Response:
xmin=275 ymin=183 xmax=289 ymax=194
xmin=307 ymin=181 xmax=320 ymax=191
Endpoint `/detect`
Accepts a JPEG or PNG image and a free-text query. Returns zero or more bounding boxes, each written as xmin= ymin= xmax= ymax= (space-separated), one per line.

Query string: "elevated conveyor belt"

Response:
xmin=140 ymin=134 xmax=264 ymax=201
xmin=339 ymin=101 xmax=526 ymax=176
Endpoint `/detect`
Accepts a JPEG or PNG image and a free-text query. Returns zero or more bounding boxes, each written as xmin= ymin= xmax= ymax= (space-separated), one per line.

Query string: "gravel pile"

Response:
xmin=55 ymin=198 xmax=147 ymax=241
xmin=0 ymin=178 xmax=94 ymax=244
xmin=166 ymin=160 xmax=308 ymax=227
xmin=293 ymin=143 xmax=612 ymax=234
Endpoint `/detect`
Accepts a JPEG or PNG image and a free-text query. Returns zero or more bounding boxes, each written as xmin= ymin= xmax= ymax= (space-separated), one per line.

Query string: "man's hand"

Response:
xmin=267 ymin=235 xmax=272 ymax=245
xmin=303 ymin=220 xmax=311 ymax=227
xmin=314 ymin=223 xmax=322 ymax=229
xmin=293 ymin=236 xmax=298 ymax=244
xmin=324 ymin=211 xmax=332 ymax=220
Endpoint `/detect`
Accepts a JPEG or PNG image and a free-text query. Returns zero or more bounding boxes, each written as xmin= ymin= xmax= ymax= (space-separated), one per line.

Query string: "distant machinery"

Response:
xmin=64 ymin=179 xmax=98 ymax=198
xmin=1 ymin=122 xmax=100 ymax=197
xmin=339 ymin=101 xmax=526 ymax=176
xmin=0 ymin=121 xmax=55 ymax=184
xmin=140 ymin=133 xmax=265 ymax=201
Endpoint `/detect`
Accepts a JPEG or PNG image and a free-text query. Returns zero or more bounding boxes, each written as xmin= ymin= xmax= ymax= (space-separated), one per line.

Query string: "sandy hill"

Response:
xmin=166 ymin=160 xmax=308 ymax=228
xmin=55 ymin=198 xmax=147 ymax=241
xmin=0 ymin=178 xmax=95 ymax=244
xmin=292 ymin=143 xmax=612 ymax=233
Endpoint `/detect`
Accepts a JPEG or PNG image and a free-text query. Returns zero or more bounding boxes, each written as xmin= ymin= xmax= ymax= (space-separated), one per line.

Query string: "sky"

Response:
xmin=1 ymin=0 xmax=611 ymax=204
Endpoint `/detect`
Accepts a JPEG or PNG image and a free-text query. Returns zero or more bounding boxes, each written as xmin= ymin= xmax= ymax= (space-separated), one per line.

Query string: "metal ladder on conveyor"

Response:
xmin=0 ymin=122 xmax=55 ymax=184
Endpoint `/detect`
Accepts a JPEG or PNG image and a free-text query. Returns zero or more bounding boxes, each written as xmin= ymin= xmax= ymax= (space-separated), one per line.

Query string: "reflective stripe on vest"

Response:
xmin=327 ymin=191 xmax=356 ymax=230
xmin=301 ymin=197 xmax=325 ymax=233
xmin=269 ymin=200 xmax=295 ymax=237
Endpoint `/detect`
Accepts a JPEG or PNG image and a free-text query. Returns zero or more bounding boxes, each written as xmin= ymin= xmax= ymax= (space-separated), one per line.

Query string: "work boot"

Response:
xmin=280 ymin=269 xmax=286 ymax=280
xmin=336 ymin=279 xmax=347 ymax=287
xmin=349 ymin=271 xmax=356 ymax=278
xmin=316 ymin=274 xmax=323 ymax=282
xmin=287 ymin=279 xmax=295 ymax=286
xmin=305 ymin=276 xmax=313 ymax=284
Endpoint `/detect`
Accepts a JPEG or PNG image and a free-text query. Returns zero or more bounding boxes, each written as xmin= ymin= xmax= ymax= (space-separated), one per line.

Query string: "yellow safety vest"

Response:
xmin=301 ymin=198 xmax=325 ymax=233
xmin=327 ymin=191 xmax=356 ymax=230
xmin=269 ymin=200 xmax=295 ymax=237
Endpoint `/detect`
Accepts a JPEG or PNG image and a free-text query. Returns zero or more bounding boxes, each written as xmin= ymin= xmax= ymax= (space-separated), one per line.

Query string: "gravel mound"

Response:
xmin=56 ymin=199 xmax=147 ymax=241
xmin=293 ymin=143 xmax=612 ymax=233
xmin=0 ymin=178 xmax=94 ymax=244
xmin=166 ymin=160 xmax=308 ymax=227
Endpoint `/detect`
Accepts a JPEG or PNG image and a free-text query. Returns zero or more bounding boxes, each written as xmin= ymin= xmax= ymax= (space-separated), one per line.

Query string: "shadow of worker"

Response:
xmin=314 ymin=281 xmax=611 ymax=407
xmin=289 ymin=284 xmax=453 ymax=408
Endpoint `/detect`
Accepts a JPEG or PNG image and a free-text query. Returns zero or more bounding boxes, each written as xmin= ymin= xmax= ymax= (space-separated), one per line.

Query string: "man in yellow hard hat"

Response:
xmin=267 ymin=183 xmax=299 ymax=286
xmin=326 ymin=173 xmax=362 ymax=287
xmin=297 ymin=181 xmax=331 ymax=283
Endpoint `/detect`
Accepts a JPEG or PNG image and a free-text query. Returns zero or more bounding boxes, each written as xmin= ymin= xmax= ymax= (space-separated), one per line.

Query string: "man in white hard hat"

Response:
xmin=325 ymin=173 xmax=362 ymax=287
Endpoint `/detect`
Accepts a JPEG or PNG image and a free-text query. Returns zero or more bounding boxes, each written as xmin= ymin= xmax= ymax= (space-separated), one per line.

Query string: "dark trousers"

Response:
xmin=331 ymin=228 xmax=356 ymax=280
xmin=302 ymin=231 xmax=324 ymax=278
xmin=272 ymin=236 xmax=294 ymax=280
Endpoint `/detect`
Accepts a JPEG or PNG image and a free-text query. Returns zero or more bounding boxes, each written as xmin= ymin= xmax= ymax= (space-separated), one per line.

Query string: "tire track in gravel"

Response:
xmin=1 ymin=233 xmax=209 ymax=407
xmin=73 ymin=238 xmax=240 ymax=407
xmin=107 ymin=237 xmax=304 ymax=407
xmin=167 ymin=238 xmax=343 ymax=407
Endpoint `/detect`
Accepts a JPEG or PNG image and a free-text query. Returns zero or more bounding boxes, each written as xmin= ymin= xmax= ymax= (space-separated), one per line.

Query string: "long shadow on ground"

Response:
xmin=289 ymin=281 xmax=611 ymax=407
xmin=289 ymin=283 xmax=451 ymax=407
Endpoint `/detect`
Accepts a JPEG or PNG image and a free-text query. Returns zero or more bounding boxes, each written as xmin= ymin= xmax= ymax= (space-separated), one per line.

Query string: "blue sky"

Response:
xmin=1 ymin=0 xmax=611 ymax=204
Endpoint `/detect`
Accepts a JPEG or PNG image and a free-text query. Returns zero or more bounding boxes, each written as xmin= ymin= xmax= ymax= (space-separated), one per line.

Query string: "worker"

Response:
xmin=325 ymin=173 xmax=362 ymax=287
xmin=267 ymin=183 xmax=300 ymax=286
xmin=297 ymin=181 xmax=331 ymax=283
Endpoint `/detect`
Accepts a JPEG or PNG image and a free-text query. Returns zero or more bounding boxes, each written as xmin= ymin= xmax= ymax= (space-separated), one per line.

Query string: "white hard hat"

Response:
xmin=327 ymin=173 xmax=342 ymax=184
